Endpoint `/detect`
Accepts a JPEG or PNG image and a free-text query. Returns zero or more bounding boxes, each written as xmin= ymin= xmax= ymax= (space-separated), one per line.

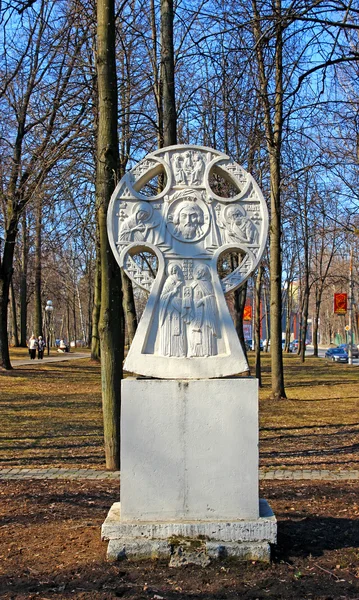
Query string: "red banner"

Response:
xmin=334 ymin=293 xmax=347 ymax=314
xmin=243 ymin=305 xmax=252 ymax=321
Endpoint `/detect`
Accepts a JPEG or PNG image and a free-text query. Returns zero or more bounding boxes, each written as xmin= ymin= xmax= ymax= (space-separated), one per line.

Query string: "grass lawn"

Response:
xmin=0 ymin=352 xmax=358 ymax=470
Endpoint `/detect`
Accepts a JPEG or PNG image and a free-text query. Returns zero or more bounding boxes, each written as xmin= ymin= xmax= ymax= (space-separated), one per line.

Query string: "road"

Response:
xmin=305 ymin=345 xmax=359 ymax=365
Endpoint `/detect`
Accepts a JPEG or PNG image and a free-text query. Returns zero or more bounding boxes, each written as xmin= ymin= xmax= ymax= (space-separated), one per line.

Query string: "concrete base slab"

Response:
xmin=102 ymin=499 xmax=276 ymax=564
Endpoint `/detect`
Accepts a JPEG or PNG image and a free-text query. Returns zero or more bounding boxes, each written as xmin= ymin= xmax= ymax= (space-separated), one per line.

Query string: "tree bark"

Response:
xmin=161 ymin=0 xmax=176 ymax=146
xmin=121 ymin=270 xmax=137 ymax=346
xmin=34 ymin=197 xmax=43 ymax=337
xmin=10 ymin=279 xmax=19 ymax=347
xmin=0 ymin=216 xmax=18 ymax=369
xmin=252 ymin=0 xmax=286 ymax=398
xmin=96 ymin=0 xmax=124 ymax=470
xmin=255 ymin=266 xmax=263 ymax=385
xmin=91 ymin=245 xmax=101 ymax=361
xmin=233 ymin=280 xmax=249 ymax=368
xmin=20 ymin=210 xmax=28 ymax=347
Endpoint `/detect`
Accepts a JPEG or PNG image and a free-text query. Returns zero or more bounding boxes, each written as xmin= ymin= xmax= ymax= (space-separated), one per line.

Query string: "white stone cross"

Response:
xmin=107 ymin=145 xmax=268 ymax=379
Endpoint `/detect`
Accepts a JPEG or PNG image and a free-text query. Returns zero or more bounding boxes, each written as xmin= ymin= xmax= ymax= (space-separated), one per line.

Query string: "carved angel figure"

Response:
xmin=158 ymin=265 xmax=186 ymax=357
xmin=118 ymin=201 xmax=156 ymax=243
xmin=189 ymin=265 xmax=218 ymax=357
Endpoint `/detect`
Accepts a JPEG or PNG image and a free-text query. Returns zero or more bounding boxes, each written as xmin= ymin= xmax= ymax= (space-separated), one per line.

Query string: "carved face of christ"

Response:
xmin=175 ymin=204 xmax=203 ymax=239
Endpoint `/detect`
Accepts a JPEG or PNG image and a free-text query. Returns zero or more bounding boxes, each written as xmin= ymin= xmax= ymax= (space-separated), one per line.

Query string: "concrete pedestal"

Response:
xmin=102 ymin=378 xmax=276 ymax=563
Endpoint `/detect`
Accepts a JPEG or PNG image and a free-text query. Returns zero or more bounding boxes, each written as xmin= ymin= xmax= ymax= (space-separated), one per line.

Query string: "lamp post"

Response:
xmin=45 ymin=300 xmax=53 ymax=356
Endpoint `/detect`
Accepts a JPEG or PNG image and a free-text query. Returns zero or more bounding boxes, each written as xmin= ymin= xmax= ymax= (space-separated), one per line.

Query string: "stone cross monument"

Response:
xmin=107 ymin=145 xmax=268 ymax=379
xmin=102 ymin=145 xmax=276 ymax=565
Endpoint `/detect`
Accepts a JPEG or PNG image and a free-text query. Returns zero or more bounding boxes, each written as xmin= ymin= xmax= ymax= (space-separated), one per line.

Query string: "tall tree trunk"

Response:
xmin=263 ymin=284 xmax=270 ymax=351
xmin=72 ymin=292 xmax=77 ymax=347
xmin=252 ymin=0 xmax=286 ymax=398
xmin=150 ymin=0 xmax=163 ymax=147
xmin=10 ymin=279 xmax=19 ymax=347
xmin=34 ymin=197 xmax=43 ymax=337
xmin=233 ymin=281 xmax=249 ymax=369
xmin=91 ymin=246 xmax=101 ymax=360
xmin=0 ymin=217 xmax=18 ymax=369
xmin=122 ymin=271 xmax=137 ymax=346
xmin=284 ymin=285 xmax=293 ymax=352
xmin=255 ymin=266 xmax=263 ymax=385
xmin=161 ymin=0 xmax=176 ymax=146
xmin=20 ymin=210 xmax=28 ymax=347
xmin=96 ymin=0 xmax=124 ymax=470
xmin=300 ymin=282 xmax=309 ymax=363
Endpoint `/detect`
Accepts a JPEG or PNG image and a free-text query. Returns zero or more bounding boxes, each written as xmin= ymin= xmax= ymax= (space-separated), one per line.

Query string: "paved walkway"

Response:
xmin=0 ymin=467 xmax=358 ymax=481
xmin=11 ymin=352 xmax=89 ymax=366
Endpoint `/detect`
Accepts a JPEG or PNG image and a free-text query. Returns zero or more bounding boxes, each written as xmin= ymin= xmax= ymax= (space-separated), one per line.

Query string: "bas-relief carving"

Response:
xmin=117 ymin=201 xmax=158 ymax=244
xmin=107 ymin=145 xmax=268 ymax=379
xmin=173 ymin=150 xmax=205 ymax=186
xmin=158 ymin=263 xmax=218 ymax=359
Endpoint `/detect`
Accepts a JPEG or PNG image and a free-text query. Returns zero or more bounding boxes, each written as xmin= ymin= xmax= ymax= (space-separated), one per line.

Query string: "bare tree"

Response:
xmin=96 ymin=0 xmax=124 ymax=470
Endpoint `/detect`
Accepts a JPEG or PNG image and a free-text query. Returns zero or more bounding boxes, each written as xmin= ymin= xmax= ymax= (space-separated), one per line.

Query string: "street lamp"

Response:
xmin=45 ymin=300 xmax=53 ymax=356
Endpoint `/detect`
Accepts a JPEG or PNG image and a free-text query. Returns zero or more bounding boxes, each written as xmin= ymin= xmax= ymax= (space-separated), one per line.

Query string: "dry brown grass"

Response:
xmin=254 ymin=352 xmax=359 ymax=470
xmin=0 ymin=359 xmax=103 ymax=469
xmin=1 ymin=353 xmax=358 ymax=470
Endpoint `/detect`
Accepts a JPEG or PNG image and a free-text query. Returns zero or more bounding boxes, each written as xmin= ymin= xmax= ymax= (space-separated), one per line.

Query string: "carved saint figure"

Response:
xmin=191 ymin=152 xmax=205 ymax=185
xmin=173 ymin=153 xmax=186 ymax=184
xmin=220 ymin=205 xmax=258 ymax=245
xmin=158 ymin=264 xmax=186 ymax=357
xmin=173 ymin=199 xmax=204 ymax=241
xmin=189 ymin=265 xmax=218 ymax=357
xmin=118 ymin=201 xmax=156 ymax=243
xmin=183 ymin=151 xmax=194 ymax=181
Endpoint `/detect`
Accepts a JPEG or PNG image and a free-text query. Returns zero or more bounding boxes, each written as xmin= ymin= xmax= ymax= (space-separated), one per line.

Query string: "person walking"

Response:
xmin=28 ymin=335 xmax=38 ymax=360
xmin=37 ymin=336 xmax=46 ymax=360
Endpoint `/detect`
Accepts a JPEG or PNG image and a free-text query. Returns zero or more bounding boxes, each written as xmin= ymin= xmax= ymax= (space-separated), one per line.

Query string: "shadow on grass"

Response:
xmin=261 ymin=422 xmax=359 ymax=433
xmin=261 ymin=443 xmax=359 ymax=460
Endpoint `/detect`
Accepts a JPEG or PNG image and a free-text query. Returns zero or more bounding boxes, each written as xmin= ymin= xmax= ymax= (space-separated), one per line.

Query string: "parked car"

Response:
xmin=244 ymin=339 xmax=264 ymax=351
xmin=324 ymin=347 xmax=349 ymax=363
xmin=337 ymin=344 xmax=359 ymax=359
xmin=282 ymin=339 xmax=293 ymax=352
xmin=244 ymin=339 xmax=252 ymax=351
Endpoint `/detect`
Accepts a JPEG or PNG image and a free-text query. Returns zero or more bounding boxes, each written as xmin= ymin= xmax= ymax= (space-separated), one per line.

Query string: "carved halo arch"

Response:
xmin=119 ymin=242 xmax=165 ymax=294
xmin=204 ymin=156 xmax=252 ymax=202
xmin=128 ymin=156 xmax=172 ymax=200
xmin=213 ymin=243 xmax=257 ymax=294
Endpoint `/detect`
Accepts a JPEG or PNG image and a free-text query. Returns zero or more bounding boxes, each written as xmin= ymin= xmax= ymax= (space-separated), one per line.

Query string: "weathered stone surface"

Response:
xmin=103 ymin=498 xmax=276 ymax=564
xmin=107 ymin=539 xmax=171 ymax=562
xmin=120 ymin=378 xmax=259 ymax=522
xmin=169 ymin=542 xmax=211 ymax=567
xmin=106 ymin=537 xmax=271 ymax=564
xmin=102 ymin=500 xmax=277 ymax=544
xmin=206 ymin=541 xmax=271 ymax=562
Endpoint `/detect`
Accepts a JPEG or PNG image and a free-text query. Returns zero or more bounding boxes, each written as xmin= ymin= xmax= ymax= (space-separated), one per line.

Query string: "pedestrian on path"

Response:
xmin=37 ymin=336 xmax=46 ymax=360
xmin=28 ymin=335 xmax=38 ymax=360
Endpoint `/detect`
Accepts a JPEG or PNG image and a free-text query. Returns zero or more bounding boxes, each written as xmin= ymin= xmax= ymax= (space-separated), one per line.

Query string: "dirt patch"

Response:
xmin=1 ymin=479 xmax=359 ymax=599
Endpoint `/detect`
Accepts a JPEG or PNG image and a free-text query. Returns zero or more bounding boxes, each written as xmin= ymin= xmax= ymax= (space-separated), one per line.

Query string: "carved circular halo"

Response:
xmin=131 ymin=200 xmax=154 ymax=221
xmin=223 ymin=203 xmax=245 ymax=221
xmin=166 ymin=192 xmax=210 ymax=243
